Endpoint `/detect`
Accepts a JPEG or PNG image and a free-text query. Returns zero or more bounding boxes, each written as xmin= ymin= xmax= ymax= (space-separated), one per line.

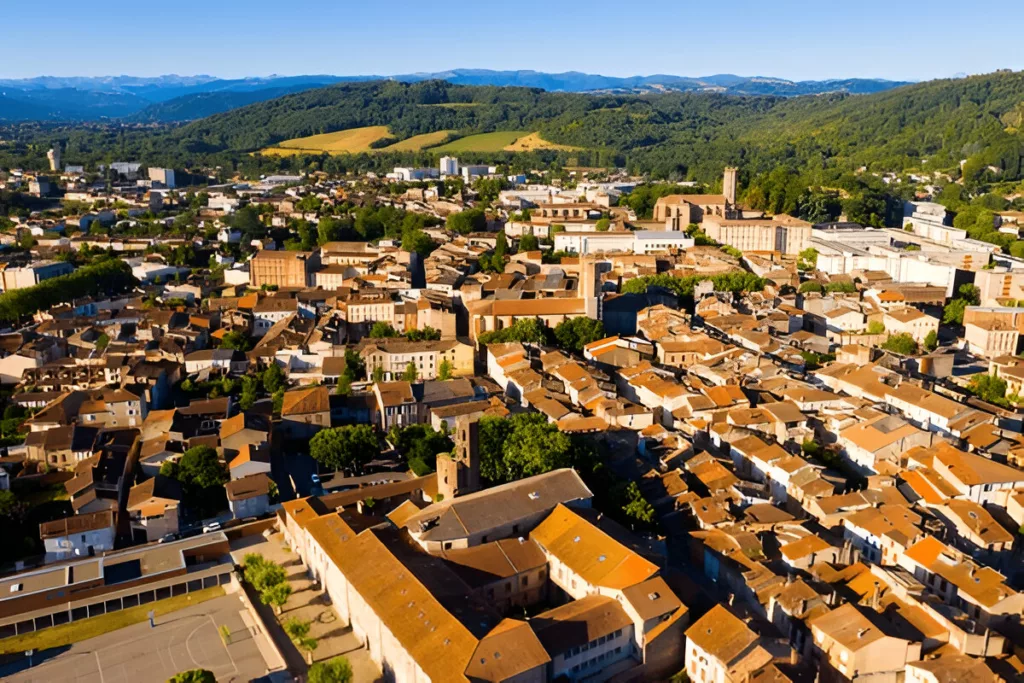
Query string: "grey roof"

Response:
xmin=403 ymin=469 xmax=593 ymax=543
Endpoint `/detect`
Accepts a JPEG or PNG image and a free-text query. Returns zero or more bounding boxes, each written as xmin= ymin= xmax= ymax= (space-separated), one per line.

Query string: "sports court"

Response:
xmin=6 ymin=594 xmax=270 ymax=683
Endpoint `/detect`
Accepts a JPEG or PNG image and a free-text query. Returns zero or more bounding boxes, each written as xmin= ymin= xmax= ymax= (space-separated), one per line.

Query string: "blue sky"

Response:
xmin=3 ymin=0 xmax=1021 ymax=81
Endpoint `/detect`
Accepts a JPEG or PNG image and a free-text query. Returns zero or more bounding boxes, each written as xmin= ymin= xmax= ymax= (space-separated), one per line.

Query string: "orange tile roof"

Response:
xmin=530 ymin=504 xmax=658 ymax=590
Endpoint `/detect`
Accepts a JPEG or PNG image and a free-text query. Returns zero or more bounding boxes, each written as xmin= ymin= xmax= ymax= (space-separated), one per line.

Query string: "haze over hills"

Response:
xmin=0 ymin=69 xmax=913 ymax=122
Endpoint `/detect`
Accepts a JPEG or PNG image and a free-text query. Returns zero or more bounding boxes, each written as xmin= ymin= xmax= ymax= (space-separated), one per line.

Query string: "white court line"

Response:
xmin=184 ymin=616 xmax=237 ymax=677
xmin=93 ymin=651 xmax=106 ymax=683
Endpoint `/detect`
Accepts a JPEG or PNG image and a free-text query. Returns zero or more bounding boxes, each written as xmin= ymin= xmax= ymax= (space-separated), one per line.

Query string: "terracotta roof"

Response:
xmin=530 ymin=504 xmax=658 ymax=590
xmin=225 ymin=473 xmax=272 ymax=501
xmin=280 ymin=385 xmax=330 ymax=416
xmin=531 ymin=595 xmax=633 ymax=657
xmin=465 ymin=619 xmax=550 ymax=681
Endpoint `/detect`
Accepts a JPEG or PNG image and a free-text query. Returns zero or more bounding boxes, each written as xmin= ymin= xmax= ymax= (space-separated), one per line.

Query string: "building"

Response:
xmin=249 ymin=250 xmax=321 ymax=288
xmin=359 ymin=339 xmax=474 ymax=381
xmin=440 ymin=156 xmax=459 ymax=176
xmin=39 ymin=510 xmax=116 ymax=563
xmin=882 ymin=308 xmax=939 ymax=344
xmin=684 ymin=605 xmax=777 ymax=683
xmin=0 ymin=260 xmax=75 ymax=292
xmin=148 ymin=167 xmax=177 ymax=188
xmin=808 ymin=602 xmax=921 ymax=683
xmin=47 ymin=145 xmax=60 ymax=172
xmin=226 ymin=473 xmax=272 ymax=519
xmin=0 ymin=533 xmax=235 ymax=639
xmin=280 ymin=385 xmax=331 ymax=438
xmin=702 ymin=214 xmax=812 ymax=255
xmin=400 ymin=468 xmax=593 ymax=552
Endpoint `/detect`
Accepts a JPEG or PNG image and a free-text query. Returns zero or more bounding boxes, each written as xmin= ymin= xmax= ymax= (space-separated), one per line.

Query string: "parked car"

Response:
xmin=157 ymin=533 xmax=178 ymax=543
xmin=202 ymin=521 xmax=222 ymax=533
xmin=311 ymin=473 xmax=321 ymax=486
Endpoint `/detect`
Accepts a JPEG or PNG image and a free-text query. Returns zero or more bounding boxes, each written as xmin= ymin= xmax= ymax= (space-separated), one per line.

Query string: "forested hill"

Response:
xmin=6 ymin=71 xmax=1024 ymax=186
xmin=170 ymin=73 xmax=1024 ymax=179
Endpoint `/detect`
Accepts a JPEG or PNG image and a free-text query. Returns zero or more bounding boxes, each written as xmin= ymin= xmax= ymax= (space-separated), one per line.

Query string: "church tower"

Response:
xmin=436 ymin=415 xmax=480 ymax=501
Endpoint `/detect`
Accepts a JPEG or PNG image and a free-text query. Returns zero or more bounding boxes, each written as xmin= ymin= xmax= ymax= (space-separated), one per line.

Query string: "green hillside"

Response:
xmin=3 ymin=73 xmax=1024 ymax=189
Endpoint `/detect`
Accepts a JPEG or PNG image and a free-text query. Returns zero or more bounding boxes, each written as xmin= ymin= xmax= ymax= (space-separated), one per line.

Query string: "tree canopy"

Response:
xmin=309 ymin=425 xmax=378 ymax=473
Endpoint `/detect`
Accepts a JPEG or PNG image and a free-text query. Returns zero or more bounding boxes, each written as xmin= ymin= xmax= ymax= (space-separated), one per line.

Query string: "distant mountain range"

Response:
xmin=0 ymin=69 xmax=914 ymax=123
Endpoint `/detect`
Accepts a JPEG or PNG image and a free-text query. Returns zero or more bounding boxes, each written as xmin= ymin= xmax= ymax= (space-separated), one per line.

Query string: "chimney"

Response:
xmin=790 ymin=647 xmax=799 ymax=665
xmin=728 ymin=593 xmax=735 ymax=607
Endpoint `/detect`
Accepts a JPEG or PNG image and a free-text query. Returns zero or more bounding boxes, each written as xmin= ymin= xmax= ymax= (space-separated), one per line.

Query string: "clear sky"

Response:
xmin=3 ymin=0 xmax=1021 ymax=82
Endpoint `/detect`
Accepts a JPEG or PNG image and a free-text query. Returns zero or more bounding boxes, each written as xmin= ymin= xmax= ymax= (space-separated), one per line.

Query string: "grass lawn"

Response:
xmin=430 ymin=131 xmax=528 ymax=153
xmin=0 ymin=586 xmax=225 ymax=654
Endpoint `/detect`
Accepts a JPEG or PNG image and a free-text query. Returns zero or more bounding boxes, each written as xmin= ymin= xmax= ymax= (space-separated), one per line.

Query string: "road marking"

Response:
xmin=93 ymin=651 xmax=105 ymax=683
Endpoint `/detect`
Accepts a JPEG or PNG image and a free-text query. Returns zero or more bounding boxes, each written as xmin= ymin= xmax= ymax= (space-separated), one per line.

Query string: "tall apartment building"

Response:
xmin=248 ymin=250 xmax=320 ymax=288
xmin=439 ymin=156 xmax=459 ymax=176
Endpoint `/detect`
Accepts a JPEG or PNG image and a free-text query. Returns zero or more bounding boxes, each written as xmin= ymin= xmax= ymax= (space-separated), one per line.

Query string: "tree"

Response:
xmin=371 ymin=365 xmax=384 ymax=383
xmin=554 ymin=317 xmax=606 ymax=353
xmin=95 ymin=333 xmax=110 ymax=350
xmin=388 ymin=423 xmax=453 ymax=475
xmin=477 ymin=413 xmax=575 ymax=484
xmin=0 ymin=490 xmax=27 ymax=524
xmin=262 ymin=363 xmax=286 ymax=393
xmin=401 ymin=361 xmax=417 ymax=382
xmin=317 ymin=216 xmax=343 ymax=245
xmin=943 ymin=298 xmax=968 ymax=325
xmin=477 ymin=317 xmax=547 ymax=345
xmin=797 ymin=247 xmax=818 ymax=271
xmin=260 ymin=581 xmax=292 ymax=615
xmin=438 ymin=358 xmax=453 ymax=381
xmin=798 ymin=281 xmax=823 ymax=293
xmin=446 ymin=208 xmax=486 ymax=235
xmin=174 ymin=445 xmax=228 ymax=490
xmin=402 ymin=228 xmax=436 ymax=257
xmin=866 ymin=321 xmax=885 ymax=335
xmin=308 ymin=657 xmax=354 ymax=683
xmin=924 ymin=330 xmax=938 ymax=352
xmin=239 ymin=376 xmax=259 ymax=411
xmin=518 ymin=233 xmax=539 ymax=252
xmin=595 ymin=218 xmax=611 ymax=232
xmin=162 ymin=445 xmax=228 ymax=517
xmin=969 ymin=372 xmax=1009 ymax=406
xmin=368 ymin=321 xmax=400 ymax=338
xmin=284 ymin=618 xmax=319 ymax=664
xmin=622 ymin=481 xmax=655 ymax=528
xmin=220 ymin=330 xmax=252 ymax=352
xmin=881 ymin=333 xmax=918 ymax=355
xmin=309 ymin=425 xmax=377 ymax=473
xmin=168 ymin=670 xmax=216 ymax=683
xmin=825 ymin=281 xmax=856 ymax=293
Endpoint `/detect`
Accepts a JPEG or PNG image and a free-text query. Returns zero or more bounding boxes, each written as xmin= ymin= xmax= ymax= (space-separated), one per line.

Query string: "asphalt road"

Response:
xmin=4 ymin=593 xmax=271 ymax=683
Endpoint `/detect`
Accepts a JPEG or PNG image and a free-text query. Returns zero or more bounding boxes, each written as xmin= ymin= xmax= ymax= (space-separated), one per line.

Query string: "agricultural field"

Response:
xmin=262 ymin=125 xmax=391 ymax=155
xmin=429 ymin=131 xmax=529 ymax=153
xmin=261 ymin=127 xmax=583 ymax=156
xmin=381 ymin=130 xmax=454 ymax=151
xmin=504 ymin=132 xmax=581 ymax=151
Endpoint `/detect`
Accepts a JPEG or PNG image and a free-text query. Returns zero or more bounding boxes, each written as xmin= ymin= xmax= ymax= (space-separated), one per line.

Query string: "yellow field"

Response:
xmin=264 ymin=125 xmax=392 ymax=155
xmin=503 ymin=132 xmax=581 ymax=152
xmin=382 ymin=130 xmax=454 ymax=151
xmin=261 ymin=127 xmax=583 ymax=156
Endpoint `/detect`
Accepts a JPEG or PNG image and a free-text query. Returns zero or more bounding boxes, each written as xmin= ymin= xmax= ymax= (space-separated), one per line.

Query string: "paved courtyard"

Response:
xmin=4 ymin=594 xmax=270 ymax=683
xmin=231 ymin=533 xmax=382 ymax=682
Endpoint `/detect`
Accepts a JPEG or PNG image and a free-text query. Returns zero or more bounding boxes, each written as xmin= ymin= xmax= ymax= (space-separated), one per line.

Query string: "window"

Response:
xmin=522 ymin=576 xmax=528 ymax=587
xmin=505 ymin=582 xmax=512 ymax=594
